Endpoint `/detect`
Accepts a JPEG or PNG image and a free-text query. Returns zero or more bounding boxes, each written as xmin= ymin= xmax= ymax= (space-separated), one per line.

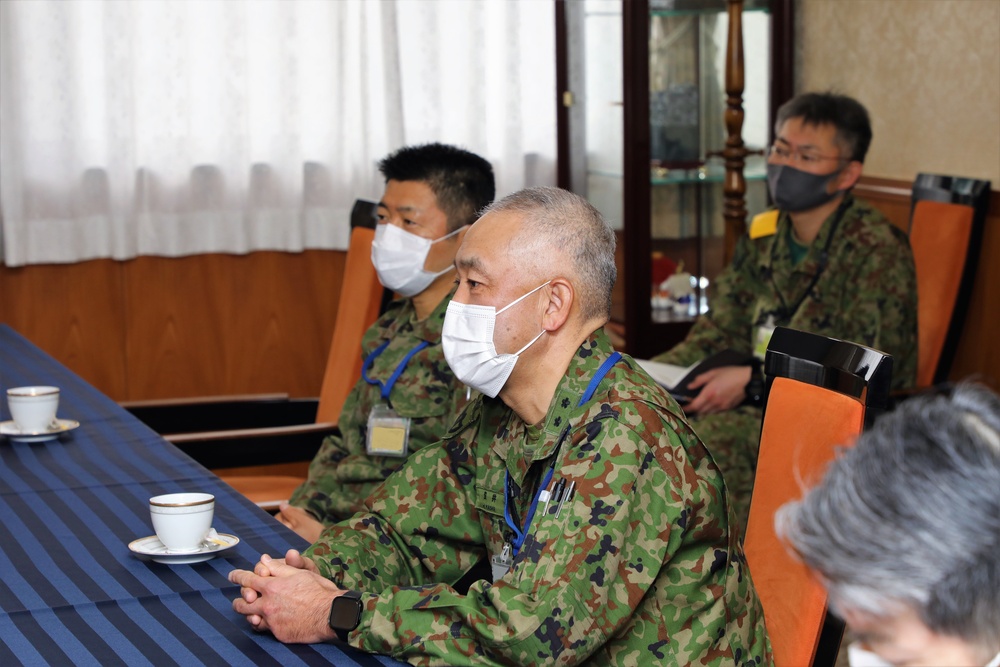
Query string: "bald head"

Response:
xmin=479 ymin=187 xmax=617 ymax=321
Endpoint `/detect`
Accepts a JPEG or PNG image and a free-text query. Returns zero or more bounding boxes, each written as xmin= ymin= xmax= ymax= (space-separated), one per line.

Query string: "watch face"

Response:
xmin=329 ymin=594 xmax=363 ymax=632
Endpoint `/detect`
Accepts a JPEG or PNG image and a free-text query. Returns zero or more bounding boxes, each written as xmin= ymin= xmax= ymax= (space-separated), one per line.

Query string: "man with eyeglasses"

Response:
xmin=651 ymin=92 xmax=917 ymax=537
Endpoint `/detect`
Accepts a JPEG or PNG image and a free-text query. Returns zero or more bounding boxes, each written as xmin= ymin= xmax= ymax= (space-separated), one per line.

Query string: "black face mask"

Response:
xmin=766 ymin=163 xmax=847 ymax=213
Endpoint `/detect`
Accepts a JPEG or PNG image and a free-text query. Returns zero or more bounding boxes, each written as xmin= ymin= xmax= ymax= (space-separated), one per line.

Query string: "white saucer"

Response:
xmin=129 ymin=531 xmax=240 ymax=564
xmin=0 ymin=418 xmax=80 ymax=443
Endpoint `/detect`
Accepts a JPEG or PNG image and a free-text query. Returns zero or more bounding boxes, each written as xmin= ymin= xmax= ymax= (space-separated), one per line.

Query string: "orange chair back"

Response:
xmin=315 ymin=226 xmax=384 ymax=423
xmin=744 ymin=377 xmax=865 ymax=667
xmin=743 ymin=326 xmax=892 ymax=667
xmin=910 ymin=200 xmax=974 ymax=388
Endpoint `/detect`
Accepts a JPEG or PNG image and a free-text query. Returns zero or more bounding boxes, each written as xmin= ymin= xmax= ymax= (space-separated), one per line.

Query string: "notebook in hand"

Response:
xmin=635 ymin=349 xmax=753 ymax=403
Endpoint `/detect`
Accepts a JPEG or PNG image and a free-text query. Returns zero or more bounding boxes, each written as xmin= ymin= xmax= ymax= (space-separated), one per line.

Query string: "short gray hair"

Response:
xmin=482 ymin=186 xmax=616 ymax=321
xmin=776 ymin=383 xmax=1000 ymax=656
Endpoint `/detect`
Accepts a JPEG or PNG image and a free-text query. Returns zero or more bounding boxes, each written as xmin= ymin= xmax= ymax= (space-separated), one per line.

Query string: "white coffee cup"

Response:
xmin=7 ymin=386 xmax=60 ymax=433
xmin=149 ymin=493 xmax=215 ymax=553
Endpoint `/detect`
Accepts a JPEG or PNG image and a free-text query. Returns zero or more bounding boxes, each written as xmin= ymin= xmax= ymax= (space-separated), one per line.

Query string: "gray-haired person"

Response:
xmin=776 ymin=383 xmax=1000 ymax=667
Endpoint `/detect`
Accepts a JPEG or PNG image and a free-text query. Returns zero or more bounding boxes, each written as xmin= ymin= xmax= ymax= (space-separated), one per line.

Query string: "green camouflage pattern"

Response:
xmin=654 ymin=194 xmax=918 ymax=535
xmin=288 ymin=290 xmax=470 ymax=523
xmin=679 ymin=407 xmax=764 ymax=541
xmin=304 ymin=329 xmax=771 ymax=665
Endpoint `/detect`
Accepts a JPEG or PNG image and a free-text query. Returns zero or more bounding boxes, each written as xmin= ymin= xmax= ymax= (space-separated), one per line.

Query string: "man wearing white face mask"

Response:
xmin=278 ymin=143 xmax=495 ymax=542
xmin=231 ymin=187 xmax=771 ymax=665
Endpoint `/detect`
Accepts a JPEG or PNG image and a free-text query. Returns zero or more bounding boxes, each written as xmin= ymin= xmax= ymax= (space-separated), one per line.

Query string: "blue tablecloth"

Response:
xmin=0 ymin=324 xmax=405 ymax=666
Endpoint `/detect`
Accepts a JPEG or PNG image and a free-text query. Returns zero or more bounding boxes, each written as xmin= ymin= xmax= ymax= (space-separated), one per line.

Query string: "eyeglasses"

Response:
xmin=767 ymin=144 xmax=849 ymax=166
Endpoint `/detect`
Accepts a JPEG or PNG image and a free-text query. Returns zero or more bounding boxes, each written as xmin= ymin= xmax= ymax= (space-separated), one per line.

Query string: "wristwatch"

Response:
xmin=744 ymin=359 xmax=766 ymax=407
xmin=328 ymin=590 xmax=363 ymax=642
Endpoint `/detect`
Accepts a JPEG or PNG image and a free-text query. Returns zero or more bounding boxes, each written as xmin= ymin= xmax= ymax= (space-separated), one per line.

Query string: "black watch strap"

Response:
xmin=328 ymin=590 xmax=363 ymax=642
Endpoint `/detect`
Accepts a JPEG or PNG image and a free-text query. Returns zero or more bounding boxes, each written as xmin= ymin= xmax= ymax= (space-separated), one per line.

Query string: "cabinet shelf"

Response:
xmin=557 ymin=0 xmax=793 ymax=357
xmin=650 ymin=0 xmax=771 ymax=15
xmin=650 ymin=160 xmax=767 ymax=186
xmin=587 ymin=160 xmax=768 ymax=185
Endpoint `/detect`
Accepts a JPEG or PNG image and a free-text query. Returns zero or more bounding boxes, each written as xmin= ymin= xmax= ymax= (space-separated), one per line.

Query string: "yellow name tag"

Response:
xmin=370 ymin=426 xmax=407 ymax=455
xmin=366 ymin=404 xmax=410 ymax=457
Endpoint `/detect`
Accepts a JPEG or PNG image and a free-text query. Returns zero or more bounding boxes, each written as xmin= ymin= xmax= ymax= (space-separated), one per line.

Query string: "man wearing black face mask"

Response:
xmin=651 ymin=92 xmax=917 ymax=537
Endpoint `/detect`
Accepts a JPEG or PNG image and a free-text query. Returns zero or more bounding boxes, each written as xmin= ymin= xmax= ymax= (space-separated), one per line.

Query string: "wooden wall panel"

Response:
xmin=1 ymin=250 xmax=346 ymax=401
xmin=856 ymin=177 xmax=1000 ymax=389
xmin=124 ymin=255 xmax=229 ymax=399
xmin=0 ymin=259 xmax=127 ymax=397
xmin=123 ymin=251 xmax=346 ymax=400
xmin=231 ymin=251 xmax=347 ymax=397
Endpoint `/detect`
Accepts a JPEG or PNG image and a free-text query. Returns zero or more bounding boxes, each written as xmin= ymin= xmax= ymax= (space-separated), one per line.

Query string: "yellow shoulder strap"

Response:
xmin=749 ymin=210 xmax=779 ymax=239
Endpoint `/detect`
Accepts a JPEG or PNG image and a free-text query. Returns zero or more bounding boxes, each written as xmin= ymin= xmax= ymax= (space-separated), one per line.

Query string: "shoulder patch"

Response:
xmin=749 ymin=210 xmax=779 ymax=239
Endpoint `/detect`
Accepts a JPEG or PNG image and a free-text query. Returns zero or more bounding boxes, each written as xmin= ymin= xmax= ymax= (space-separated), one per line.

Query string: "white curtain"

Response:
xmin=0 ymin=0 xmax=556 ymax=266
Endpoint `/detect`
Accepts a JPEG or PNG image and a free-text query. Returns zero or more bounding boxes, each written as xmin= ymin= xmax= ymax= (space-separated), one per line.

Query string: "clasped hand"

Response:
xmin=229 ymin=549 xmax=343 ymax=643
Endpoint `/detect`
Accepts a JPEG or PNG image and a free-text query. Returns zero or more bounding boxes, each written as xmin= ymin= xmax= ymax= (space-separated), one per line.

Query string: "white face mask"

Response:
xmin=371 ymin=223 xmax=462 ymax=297
xmin=442 ymin=281 xmax=550 ymax=398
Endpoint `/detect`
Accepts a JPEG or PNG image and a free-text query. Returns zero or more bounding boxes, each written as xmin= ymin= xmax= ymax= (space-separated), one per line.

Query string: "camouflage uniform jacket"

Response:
xmin=654 ymin=194 xmax=918 ymax=390
xmin=289 ymin=290 xmax=468 ymax=523
xmin=304 ymin=329 xmax=771 ymax=666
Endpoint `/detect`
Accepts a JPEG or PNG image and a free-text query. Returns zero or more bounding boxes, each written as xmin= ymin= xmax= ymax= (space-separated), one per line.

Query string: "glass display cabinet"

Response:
xmin=557 ymin=0 xmax=792 ymax=358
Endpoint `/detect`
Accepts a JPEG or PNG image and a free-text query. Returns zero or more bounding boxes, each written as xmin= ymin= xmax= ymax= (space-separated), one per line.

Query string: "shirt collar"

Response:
xmin=491 ymin=327 xmax=616 ymax=470
xmin=539 ymin=327 xmax=615 ymax=439
xmin=377 ymin=284 xmax=456 ymax=343
xmin=763 ymin=193 xmax=855 ymax=274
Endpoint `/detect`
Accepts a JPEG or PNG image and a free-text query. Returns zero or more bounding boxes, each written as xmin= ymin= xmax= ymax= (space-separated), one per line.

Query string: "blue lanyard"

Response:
xmin=503 ymin=351 xmax=622 ymax=556
xmin=362 ymin=339 xmax=430 ymax=402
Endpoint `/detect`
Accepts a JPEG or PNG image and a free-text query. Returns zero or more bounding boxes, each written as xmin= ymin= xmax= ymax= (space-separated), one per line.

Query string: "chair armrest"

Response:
xmin=123 ymin=395 xmax=319 ymax=434
xmin=165 ymin=422 xmax=337 ymax=470
xmin=120 ymin=392 xmax=291 ymax=408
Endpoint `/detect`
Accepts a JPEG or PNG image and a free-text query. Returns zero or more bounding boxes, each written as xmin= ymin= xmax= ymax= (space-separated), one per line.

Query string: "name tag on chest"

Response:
xmin=474 ymin=484 xmax=504 ymax=516
xmin=366 ymin=404 xmax=410 ymax=457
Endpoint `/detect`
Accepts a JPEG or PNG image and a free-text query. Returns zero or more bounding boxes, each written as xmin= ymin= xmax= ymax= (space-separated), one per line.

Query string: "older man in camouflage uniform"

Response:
xmin=653 ymin=92 xmax=917 ymax=536
xmin=277 ymin=143 xmax=495 ymax=542
xmin=230 ymin=187 xmax=771 ymax=665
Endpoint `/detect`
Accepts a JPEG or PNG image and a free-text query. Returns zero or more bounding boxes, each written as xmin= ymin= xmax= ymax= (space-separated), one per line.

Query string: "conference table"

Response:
xmin=0 ymin=324 xmax=406 ymax=666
